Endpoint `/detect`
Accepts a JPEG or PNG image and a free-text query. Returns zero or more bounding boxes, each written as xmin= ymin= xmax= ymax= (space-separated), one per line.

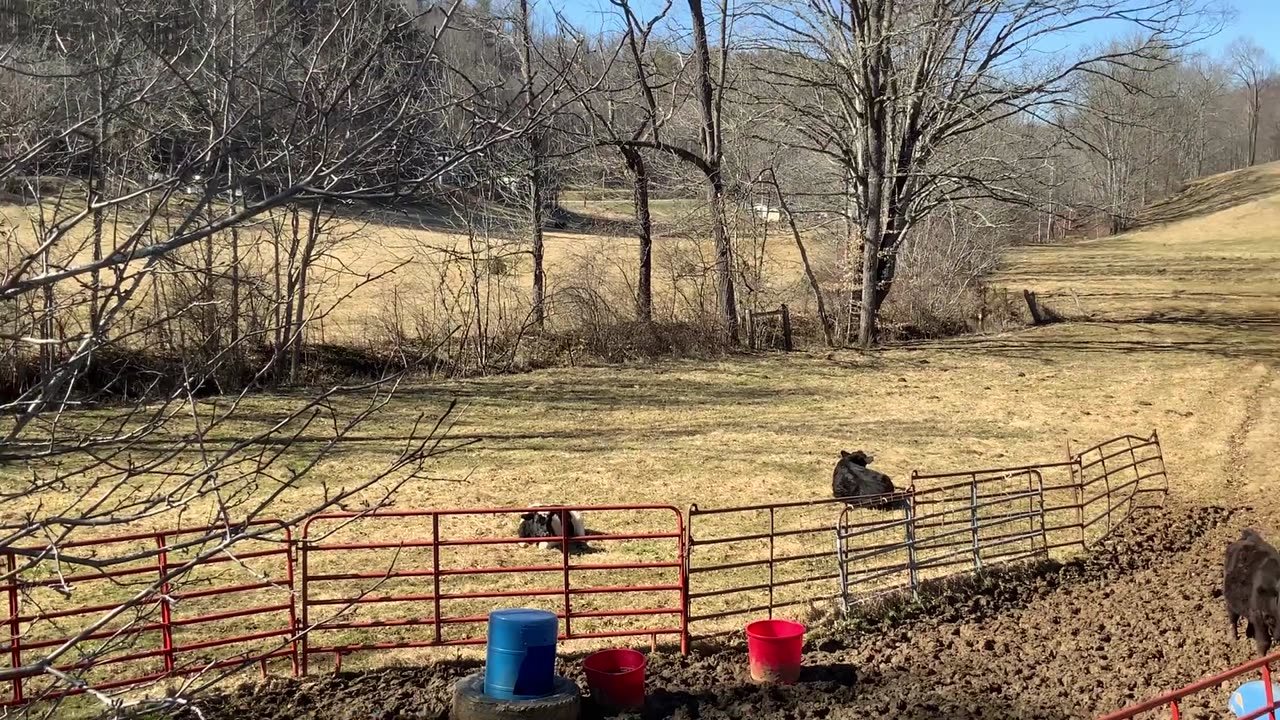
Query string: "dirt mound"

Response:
xmin=180 ymin=504 xmax=1248 ymax=720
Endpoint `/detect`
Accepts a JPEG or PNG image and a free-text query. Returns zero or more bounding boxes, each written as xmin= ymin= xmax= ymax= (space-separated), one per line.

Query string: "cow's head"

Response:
xmin=839 ymin=450 xmax=874 ymax=467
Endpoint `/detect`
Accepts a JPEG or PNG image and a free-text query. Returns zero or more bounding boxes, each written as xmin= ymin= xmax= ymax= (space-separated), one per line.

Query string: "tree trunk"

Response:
xmin=857 ymin=227 xmax=881 ymax=348
xmin=528 ymin=134 xmax=546 ymax=331
xmin=623 ymin=148 xmax=652 ymax=323
xmin=289 ymin=200 xmax=323 ymax=383
xmin=1248 ymin=87 xmax=1260 ymax=167
xmin=854 ymin=0 xmax=890 ymax=349
xmin=204 ymin=212 xmax=217 ymax=356
xmin=707 ymin=172 xmax=738 ymax=341
xmin=856 ymin=144 xmax=887 ymax=348
xmin=773 ymin=177 xmax=834 ymax=347
xmin=273 ymin=209 xmax=287 ymax=362
xmin=230 ymin=225 xmax=240 ymax=349
xmin=278 ymin=205 xmax=301 ymax=382
xmin=687 ymin=0 xmax=739 ymax=343
xmin=89 ymin=82 xmax=106 ymax=338
xmin=226 ymin=2 xmax=240 ymax=358
xmin=517 ymin=0 xmax=545 ymax=331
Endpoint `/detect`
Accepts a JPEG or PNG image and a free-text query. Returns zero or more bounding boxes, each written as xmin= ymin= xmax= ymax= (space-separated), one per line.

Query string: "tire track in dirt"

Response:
xmin=1222 ymin=365 xmax=1273 ymax=504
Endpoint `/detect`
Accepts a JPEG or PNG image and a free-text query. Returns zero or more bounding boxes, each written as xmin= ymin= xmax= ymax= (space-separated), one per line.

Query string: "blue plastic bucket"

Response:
xmin=1230 ymin=680 xmax=1280 ymax=719
xmin=483 ymin=609 xmax=560 ymax=700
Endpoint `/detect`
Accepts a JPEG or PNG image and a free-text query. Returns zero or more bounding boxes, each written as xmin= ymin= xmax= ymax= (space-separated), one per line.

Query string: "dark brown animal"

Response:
xmin=1224 ymin=528 xmax=1280 ymax=656
xmin=832 ymin=451 xmax=906 ymax=511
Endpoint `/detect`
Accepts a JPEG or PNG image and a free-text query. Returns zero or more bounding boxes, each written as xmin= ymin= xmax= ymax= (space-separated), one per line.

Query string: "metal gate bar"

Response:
xmin=299 ymin=504 xmax=685 ymax=672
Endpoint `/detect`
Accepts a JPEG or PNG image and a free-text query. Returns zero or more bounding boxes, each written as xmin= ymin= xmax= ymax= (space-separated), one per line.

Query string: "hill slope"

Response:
xmin=995 ymin=161 xmax=1280 ymax=340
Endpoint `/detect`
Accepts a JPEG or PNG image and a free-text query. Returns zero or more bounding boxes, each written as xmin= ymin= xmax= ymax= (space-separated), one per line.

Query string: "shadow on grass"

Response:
xmin=895 ymin=313 xmax=1280 ymax=362
xmin=337 ymin=196 xmax=629 ymax=240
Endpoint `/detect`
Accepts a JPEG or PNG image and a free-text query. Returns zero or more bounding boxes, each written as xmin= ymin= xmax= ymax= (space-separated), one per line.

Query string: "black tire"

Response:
xmin=452 ymin=672 xmax=581 ymax=720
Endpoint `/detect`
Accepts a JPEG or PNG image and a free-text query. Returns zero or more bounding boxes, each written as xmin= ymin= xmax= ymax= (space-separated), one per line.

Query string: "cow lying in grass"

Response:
xmin=516 ymin=506 xmax=588 ymax=551
xmin=832 ymin=450 xmax=907 ymax=511
xmin=1225 ymin=528 xmax=1280 ymax=656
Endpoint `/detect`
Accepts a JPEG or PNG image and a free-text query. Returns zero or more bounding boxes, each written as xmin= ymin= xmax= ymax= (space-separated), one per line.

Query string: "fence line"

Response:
xmin=2 ymin=521 xmax=297 ymax=706
xmin=298 ymin=504 xmax=686 ymax=673
xmin=1 ymin=431 xmax=1168 ymax=707
xmin=685 ymin=493 xmax=912 ymax=634
xmin=686 ymin=430 xmax=1168 ymax=635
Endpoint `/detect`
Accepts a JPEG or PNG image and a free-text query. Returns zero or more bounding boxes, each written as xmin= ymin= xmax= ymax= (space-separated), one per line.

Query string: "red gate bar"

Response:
xmin=1 ymin=521 xmax=297 ymax=706
xmin=1098 ymin=652 xmax=1280 ymax=720
xmin=298 ymin=505 xmax=686 ymax=672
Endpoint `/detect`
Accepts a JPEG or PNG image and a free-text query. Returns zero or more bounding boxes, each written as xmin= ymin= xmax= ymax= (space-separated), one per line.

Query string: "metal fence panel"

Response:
xmin=2 ymin=521 xmax=296 ymax=706
xmin=0 ymin=431 xmax=1170 ymax=707
xmin=685 ymin=493 xmax=911 ymax=637
xmin=299 ymin=505 xmax=686 ymax=672
xmin=692 ymin=430 xmax=1168 ymax=639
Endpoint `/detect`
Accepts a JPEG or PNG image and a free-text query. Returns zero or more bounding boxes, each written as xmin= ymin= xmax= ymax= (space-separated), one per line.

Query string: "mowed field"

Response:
xmin=1 ymin=163 xmax=1278 ymax=704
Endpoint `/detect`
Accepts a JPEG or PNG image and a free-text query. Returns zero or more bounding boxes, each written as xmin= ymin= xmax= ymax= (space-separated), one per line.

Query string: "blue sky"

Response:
xmin=552 ymin=0 xmax=1280 ymax=60
xmin=1206 ymin=0 xmax=1280 ymax=56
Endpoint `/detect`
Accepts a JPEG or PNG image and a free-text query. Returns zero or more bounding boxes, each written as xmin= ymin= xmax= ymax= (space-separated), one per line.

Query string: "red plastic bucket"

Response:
xmin=745 ymin=618 xmax=806 ymax=684
xmin=583 ymin=648 xmax=647 ymax=710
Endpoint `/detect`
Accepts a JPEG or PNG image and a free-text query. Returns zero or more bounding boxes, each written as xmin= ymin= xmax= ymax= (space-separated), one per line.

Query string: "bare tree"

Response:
xmin=1228 ymin=37 xmax=1275 ymax=167
xmin=686 ymin=0 xmax=739 ymax=342
xmin=755 ymin=0 xmax=1216 ymax=347
xmin=516 ymin=0 xmax=548 ymax=331
xmin=599 ymin=0 xmax=741 ymax=341
xmin=607 ymin=0 xmax=673 ymax=324
xmin=0 ymin=0 xmax=560 ymax=710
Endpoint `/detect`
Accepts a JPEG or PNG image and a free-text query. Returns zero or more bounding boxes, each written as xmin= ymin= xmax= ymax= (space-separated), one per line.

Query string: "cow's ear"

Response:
xmin=519 ymin=513 xmax=535 ymax=521
xmin=840 ymin=450 xmax=851 ymax=459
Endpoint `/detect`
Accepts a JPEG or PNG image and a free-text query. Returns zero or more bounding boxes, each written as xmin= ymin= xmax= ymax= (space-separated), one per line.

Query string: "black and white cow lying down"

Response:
xmin=832 ymin=450 xmax=907 ymax=511
xmin=516 ymin=505 xmax=588 ymax=550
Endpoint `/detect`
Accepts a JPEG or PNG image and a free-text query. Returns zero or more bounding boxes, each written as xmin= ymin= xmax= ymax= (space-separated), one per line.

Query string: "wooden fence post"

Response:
xmin=1023 ymin=290 xmax=1045 ymax=325
xmin=780 ymin=304 xmax=793 ymax=351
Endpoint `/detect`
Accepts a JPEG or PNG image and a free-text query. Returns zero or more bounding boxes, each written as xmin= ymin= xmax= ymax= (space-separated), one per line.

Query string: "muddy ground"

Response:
xmin=185 ymin=504 xmax=1262 ymax=720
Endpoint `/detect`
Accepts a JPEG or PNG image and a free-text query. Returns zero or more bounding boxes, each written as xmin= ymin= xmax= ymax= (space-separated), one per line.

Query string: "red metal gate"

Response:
xmin=1098 ymin=651 xmax=1280 ymax=720
xmin=2 ymin=522 xmax=297 ymax=706
xmin=298 ymin=504 xmax=686 ymax=671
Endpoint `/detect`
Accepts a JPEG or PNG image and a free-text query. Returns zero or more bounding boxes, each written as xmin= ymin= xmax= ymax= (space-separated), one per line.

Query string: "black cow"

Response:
xmin=516 ymin=506 xmax=587 ymax=551
xmin=832 ymin=450 xmax=905 ymax=511
xmin=1225 ymin=528 xmax=1280 ymax=656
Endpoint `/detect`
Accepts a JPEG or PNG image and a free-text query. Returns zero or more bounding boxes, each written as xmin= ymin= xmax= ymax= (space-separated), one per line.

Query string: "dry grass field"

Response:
xmin=2 ymin=162 xmax=1278 ymax=708
xmin=0 ymin=193 xmax=831 ymax=348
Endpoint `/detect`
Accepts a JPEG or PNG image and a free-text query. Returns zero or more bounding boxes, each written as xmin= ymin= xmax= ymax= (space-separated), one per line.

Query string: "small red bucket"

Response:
xmin=583 ymin=648 xmax=647 ymax=710
xmin=745 ymin=618 xmax=806 ymax=684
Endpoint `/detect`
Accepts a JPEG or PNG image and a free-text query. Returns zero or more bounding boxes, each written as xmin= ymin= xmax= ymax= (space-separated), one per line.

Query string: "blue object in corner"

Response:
xmin=483 ymin=608 xmax=560 ymax=700
xmin=1229 ymin=680 xmax=1280 ymax=719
